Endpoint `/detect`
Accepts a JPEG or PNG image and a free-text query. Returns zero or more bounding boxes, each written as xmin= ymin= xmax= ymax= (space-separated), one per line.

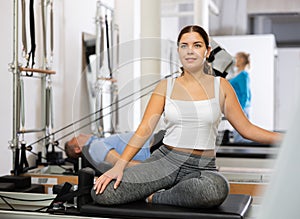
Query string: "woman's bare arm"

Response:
xmin=221 ymin=78 xmax=282 ymax=144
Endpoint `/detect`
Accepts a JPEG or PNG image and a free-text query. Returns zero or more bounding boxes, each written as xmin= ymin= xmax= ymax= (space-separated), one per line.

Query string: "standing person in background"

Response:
xmin=229 ymin=52 xmax=252 ymax=142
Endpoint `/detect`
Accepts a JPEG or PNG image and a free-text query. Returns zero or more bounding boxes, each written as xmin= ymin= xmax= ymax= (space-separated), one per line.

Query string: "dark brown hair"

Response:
xmin=177 ymin=25 xmax=212 ymax=75
xmin=64 ymin=141 xmax=81 ymax=158
xmin=177 ymin=25 xmax=209 ymax=48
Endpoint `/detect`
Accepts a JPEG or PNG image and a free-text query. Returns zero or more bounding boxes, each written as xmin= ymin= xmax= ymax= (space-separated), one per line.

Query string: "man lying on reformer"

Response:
xmin=65 ymin=130 xmax=165 ymax=170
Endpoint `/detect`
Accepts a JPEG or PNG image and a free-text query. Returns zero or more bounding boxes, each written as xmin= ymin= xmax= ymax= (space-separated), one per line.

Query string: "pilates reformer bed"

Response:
xmin=79 ymin=194 xmax=252 ymax=219
xmin=76 ymin=142 xmax=275 ymax=219
xmin=76 ymin=167 xmax=252 ymax=219
xmin=0 ymin=193 xmax=252 ymax=219
xmin=0 ymin=165 xmax=254 ymax=219
xmin=47 ymin=145 xmax=256 ymax=219
xmin=0 ymin=142 xmax=283 ymax=218
xmin=0 ymin=140 xmax=276 ymax=216
xmin=1 ymin=141 xmax=280 ymax=218
xmin=216 ymin=141 xmax=278 ymax=159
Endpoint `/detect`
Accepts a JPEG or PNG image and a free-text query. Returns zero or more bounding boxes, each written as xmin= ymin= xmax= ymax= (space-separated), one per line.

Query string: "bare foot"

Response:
xmin=147 ymin=194 xmax=154 ymax=203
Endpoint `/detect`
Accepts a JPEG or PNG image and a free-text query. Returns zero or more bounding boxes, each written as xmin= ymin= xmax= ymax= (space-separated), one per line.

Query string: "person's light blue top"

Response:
xmin=229 ymin=71 xmax=251 ymax=110
xmin=85 ymin=132 xmax=152 ymax=164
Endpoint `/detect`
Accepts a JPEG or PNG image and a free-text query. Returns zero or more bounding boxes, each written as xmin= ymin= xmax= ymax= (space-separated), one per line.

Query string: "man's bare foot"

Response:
xmin=147 ymin=194 xmax=154 ymax=203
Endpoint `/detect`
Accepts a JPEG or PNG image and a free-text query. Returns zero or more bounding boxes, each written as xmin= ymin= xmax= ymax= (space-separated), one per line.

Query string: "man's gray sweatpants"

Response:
xmin=91 ymin=145 xmax=229 ymax=208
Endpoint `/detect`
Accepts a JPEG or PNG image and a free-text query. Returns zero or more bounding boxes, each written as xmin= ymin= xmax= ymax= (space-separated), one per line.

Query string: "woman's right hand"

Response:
xmin=93 ymin=159 xmax=127 ymax=195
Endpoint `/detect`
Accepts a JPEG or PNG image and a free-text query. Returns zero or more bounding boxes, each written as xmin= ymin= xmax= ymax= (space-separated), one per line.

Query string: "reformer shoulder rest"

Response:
xmin=80 ymin=194 xmax=252 ymax=219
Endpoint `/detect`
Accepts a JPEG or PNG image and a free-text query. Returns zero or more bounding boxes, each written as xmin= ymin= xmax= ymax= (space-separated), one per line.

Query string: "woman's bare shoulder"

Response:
xmin=220 ymin=77 xmax=232 ymax=90
xmin=153 ymin=78 xmax=168 ymax=96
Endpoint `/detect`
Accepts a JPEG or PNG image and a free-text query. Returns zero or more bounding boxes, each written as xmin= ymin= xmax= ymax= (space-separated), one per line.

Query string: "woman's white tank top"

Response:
xmin=163 ymin=76 xmax=222 ymax=150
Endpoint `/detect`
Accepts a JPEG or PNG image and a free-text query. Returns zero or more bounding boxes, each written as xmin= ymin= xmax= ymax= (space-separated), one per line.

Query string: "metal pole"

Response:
xmin=10 ymin=0 xmax=20 ymax=174
xmin=95 ymin=0 xmax=104 ymax=136
xmin=41 ymin=0 xmax=49 ymax=163
xmin=95 ymin=1 xmax=101 ymax=78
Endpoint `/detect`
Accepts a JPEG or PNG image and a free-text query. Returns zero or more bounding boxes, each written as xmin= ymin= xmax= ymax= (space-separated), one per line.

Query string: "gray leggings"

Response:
xmin=91 ymin=145 xmax=229 ymax=208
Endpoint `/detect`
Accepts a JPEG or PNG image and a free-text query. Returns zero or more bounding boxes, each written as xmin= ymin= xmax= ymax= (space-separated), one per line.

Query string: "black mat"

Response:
xmin=80 ymin=194 xmax=252 ymax=219
xmin=216 ymin=146 xmax=277 ymax=159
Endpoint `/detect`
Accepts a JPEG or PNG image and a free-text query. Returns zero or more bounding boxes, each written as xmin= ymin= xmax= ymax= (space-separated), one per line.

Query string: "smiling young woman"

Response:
xmin=91 ymin=25 xmax=282 ymax=209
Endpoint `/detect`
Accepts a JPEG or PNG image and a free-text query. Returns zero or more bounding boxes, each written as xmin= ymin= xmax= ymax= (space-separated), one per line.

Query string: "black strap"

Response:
xmin=20 ymin=142 xmax=29 ymax=169
xmin=46 ymin=182 xmax=72 ymax=211
xmin=56 ymin=185 xmax=91 ymax=203
xmin=105 ymin=14 xmax=112 ymax=78
xmin=46 ymin=182 xmax=92 ymax=212
xmin=26 ymin=0 xmax=36 ymax=75
xmin=207 ymin=46 xmax=223 ymax=63
xmin=212 ymin=46 xmax=222 ymax=56
xmin=13 ymin=148 xmax=20 ymax=175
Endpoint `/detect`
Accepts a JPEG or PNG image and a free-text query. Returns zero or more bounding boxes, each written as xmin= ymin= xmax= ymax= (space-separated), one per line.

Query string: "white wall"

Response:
xmin=114 ymin=0 xmax=141 ymax=132
xmin=275 ymin=48 xmax=300 ymax=130
xmin=62 ymin=0 xmax=99 ymax=135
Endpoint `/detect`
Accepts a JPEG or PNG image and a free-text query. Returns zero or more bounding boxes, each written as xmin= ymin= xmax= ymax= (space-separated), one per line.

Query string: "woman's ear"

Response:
xmin=206 ymin=46 xmax=215 ymax=63
xmin=206 ymin=46 xmax=212 ymax=59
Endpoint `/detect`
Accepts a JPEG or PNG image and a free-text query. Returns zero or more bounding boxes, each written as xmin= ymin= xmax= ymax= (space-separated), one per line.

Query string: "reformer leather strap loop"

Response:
xmin=105 ymin=14 xmax=112 ymax=78
xmin=26 ymin=0 xmax=36 ymax=76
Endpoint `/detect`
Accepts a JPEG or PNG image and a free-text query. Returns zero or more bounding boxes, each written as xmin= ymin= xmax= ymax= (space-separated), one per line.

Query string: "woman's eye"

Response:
xmin=180 ymin=44 xmax=187 ymax=49
xmin=194 ymin=44 xmax=201 ymax=48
